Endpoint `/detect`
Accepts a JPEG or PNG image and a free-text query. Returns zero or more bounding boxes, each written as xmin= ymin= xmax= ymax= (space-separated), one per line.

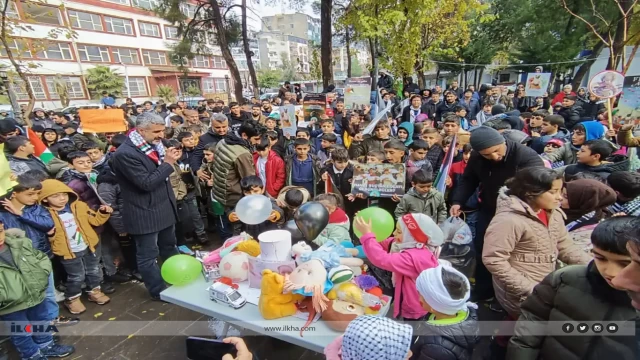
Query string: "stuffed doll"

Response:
xmin=258 ymin=269 xmax=304 ymax=320
xmin=321 ymin=299 xmax=365 ymax=332
xmin=291 ymin=241 xmax=365 ymax=269
xmin=284 ymin=259 xmax=332 ymax=313
xmin=327 ymin=282 xmax=383 ymax=314
xmin=203 ymin=233 xmax=253 ymax=264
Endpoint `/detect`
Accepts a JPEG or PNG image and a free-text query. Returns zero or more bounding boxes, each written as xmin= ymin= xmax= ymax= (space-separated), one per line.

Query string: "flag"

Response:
xmin=26 ymin=127 xmax=54 ymax=164
xmin=434 ymin=134 xmax=457 ymax=194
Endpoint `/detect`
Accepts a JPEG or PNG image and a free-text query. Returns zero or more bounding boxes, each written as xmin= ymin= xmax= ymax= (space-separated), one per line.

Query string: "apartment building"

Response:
xmin=261 ymin=12 xmax=320 ymax=45
xmin=257 ymin=31 xmax=309 ymax=73
xmin=0 ymin=0 xmax=231 ymax=108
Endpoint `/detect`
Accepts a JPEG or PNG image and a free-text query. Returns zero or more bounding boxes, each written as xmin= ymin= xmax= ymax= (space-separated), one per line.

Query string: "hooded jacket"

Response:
xmin=192 ymin=128 xmax=227 ymax=170
xmin=411 ymin=306 xmax=480 ymax=360
xmin=6 ymin=154 xmax=47 ymax=176
xmin=211 ymin=134 xmax=256 ymax=208
xmin=253 ymin=150 xmax=286 ymax=198
xmin=0 ymin=229 xmax=52 ymax=316
xmin=96 ymin=169 xmax=126 ymax=234
xmin=558 ymin=104 xmax=584 ymax=130
xmin=543 ymin=121 xmax=607 ymax=166
xmin=483 ymin=188 xmax=592 ymax=317
xmin=0 ymin=203 xmax=54 ymax=257
xmin=394 ymin=188 xmax=447 ymax=224
xmin=351 ymin=135 xmax=390 ymax=159
xmin=530 ymin=128 xmax=571 ymax=154
xmin=398 ymin=122 xmax=415 ymax=146
xmin=563 ymin=162 xmax=614 ymax=180
xmin=312 ymin=208 xmax=351 ymax=246
xmin=508 ymin=262 xmax=637 ymax=360
xmin=38 ymin=179 xmax=110 ymax=259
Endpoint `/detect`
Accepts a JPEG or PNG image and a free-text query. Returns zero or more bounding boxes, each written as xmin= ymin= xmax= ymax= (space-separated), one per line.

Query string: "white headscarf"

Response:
xmin=415 ymin=265 xmax=474 ymax=316
xmin=390 ymin=213 xmax=444 ymax=253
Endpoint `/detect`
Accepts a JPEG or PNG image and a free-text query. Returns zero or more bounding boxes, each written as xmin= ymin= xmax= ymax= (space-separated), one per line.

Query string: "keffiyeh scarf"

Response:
xmin=129 ymin=130 xmax=165 ymax=165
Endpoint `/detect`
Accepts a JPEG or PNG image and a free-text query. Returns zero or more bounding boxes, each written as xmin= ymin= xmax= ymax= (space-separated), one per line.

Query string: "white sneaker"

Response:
xmin=54 ymin=289 xmax=65 ymax=303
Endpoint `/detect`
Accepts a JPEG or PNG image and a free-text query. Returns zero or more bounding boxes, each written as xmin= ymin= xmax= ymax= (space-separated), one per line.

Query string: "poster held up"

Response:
xmin=279 ymin=105 xmax=297 ymax=137
xmin=524 ymin=73 xmax=551 ymax=97
xmin=345 ymin=77 xmax=372 ymax=110
xmin=303 ymin=93 xmax=327 ymax=122
xmin=351 ymin=163 xmax=406 ymax=198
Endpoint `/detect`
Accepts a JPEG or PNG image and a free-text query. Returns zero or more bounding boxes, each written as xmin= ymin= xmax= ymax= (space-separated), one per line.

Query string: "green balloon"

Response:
xmin=354 ymin=207 xmax=395 ymax=242
xmin=161 ymin=255 xmax=202 ymax=285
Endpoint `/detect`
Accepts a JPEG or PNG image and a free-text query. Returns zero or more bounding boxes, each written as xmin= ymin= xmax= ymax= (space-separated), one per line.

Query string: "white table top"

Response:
xmin=161 ymin=277 xmax=348 ymax=353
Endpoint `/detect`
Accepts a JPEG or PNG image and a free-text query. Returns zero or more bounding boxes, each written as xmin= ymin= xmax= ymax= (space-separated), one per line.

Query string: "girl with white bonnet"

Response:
xmin=353 ymin=213 xmax=444 ymax=320
xmin=411 ymin=265 xmax=480 ymax=360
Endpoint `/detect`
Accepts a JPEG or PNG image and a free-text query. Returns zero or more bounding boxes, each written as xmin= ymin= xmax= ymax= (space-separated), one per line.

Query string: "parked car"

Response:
xmin=260 ymin=92 xmax=278 ymax=101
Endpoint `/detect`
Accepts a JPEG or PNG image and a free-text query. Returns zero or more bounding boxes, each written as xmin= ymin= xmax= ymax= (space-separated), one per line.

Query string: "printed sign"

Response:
xmin=351 ymin=163 xmax=406 ymax=198
xmin=279 ymin=104 xmax=297 ymax=137
xmin=588 ymin=70 xmax=625 ymax=99
xmin=524 ymin=73 xmax=551 ymax=97
xmin=303 ymin=93 xmax=327 ymax=122
xmin=617 ymin=75 xmax=640 ymax=121
xmin=345 ymin=77 xmax=372 ymax=110
xmin=77 ymin=109 xmax=126 ymax=133
xmin=247 ymin=256 xmax=297 ymax=289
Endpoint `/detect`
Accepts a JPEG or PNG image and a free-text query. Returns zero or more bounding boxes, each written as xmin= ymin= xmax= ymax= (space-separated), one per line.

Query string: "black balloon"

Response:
xmin=294 ymin=202 xmax=329 ymax=241
xmin=283 ymin=220 xmax=305 ymax=242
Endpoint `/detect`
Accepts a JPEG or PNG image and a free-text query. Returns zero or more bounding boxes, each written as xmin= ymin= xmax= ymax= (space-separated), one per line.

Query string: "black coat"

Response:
xmin=400 ymin=106 xmax=424 ymax=124
xmin=111 ymin=138 xmax=178 ymax=235
xmin=422 ymin=100 xmax=440 ymax=121
xmin=410 ymin=307 xmax=479 ymax=360
xmin=558 ymin=105 xmax=584 ymax=130
xmin=580 ymin=100 xmax=605 ymax=120
xmin=192 ymin=129 xmax=227 ymax=171
xmin=451 ymin=139 xmax=543 ymax=214
xmin=436 ymin=101 xmax=460 ymax=122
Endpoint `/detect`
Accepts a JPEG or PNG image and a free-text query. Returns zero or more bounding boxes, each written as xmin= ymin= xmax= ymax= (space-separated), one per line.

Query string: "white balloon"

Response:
xmin=235 ymin=195 xmax=273 ymax=225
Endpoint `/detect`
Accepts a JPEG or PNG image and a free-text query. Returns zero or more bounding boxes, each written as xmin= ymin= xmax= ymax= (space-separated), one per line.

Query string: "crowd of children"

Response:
xmin=1 ymin=84 xmax=640 ymax=360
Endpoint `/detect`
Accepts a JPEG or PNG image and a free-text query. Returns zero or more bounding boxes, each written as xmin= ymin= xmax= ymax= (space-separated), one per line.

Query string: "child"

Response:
xmin=318 ymin=133 xmax=338 ymax=165
xmin=564 ymin=139 xmax=615 ymax=180
xmin=276 ymin=185 xmax=311 ymax=221
xmin=543 ymin=139 xmax=565 ymax=169
xmin=38 ymin=179 xmax=113 ymax=315
xmin=253 ymin=135 xmax=285 ymax=198
xmin=229 ymin=176 xmax=284 ymax=238
xmin=544 ymin=120 xmax=606 ymax=166
xmin=448 ymin=143 xmax=472 ymax=191
xmin=411 ymin=265 xmax=479 ymax=359
xmin=163 ymin=139 xmax=197 ymax=245
xmin=607 ymin=171 xmax=640 ymax=216
xmin=475 ymin=101 xmax=494 ymax=126
xmin=169 ymin=115 xmax=183 ymax=129
xmin=422 ymin=127 xmax=445 ymax=171
xmin=366 ymin=150 xmax=385 ymax=164
xmin=312 ymin=193 xmax=351 ymax=246
xmin=509 ymin=216 xmax=638 ymax=359
xmin=354 ymin=213 xmax=444 ymax=319
xmin=266 ymin=130 xmax=286 ymax=159
xmin=406 ymin=139 xmax=431 ymax=182
xmin=352 ymin=120 xmax=392 ymax=160
xmin=285 ymin=128 xmax=316 ymax=158
xmin=312 ymin=119 xmax=343 ymax=151
xmin=442 ymin=114 xmax=471 ymax=147
xmin=0 ymin=224 xmax=76 ymax=360
xmin=321 ymin=148 xmax=360 ymax=217
xmin=285 ymin=138 xmax=322 ymax=197
xmin=398 ymin=122 xmax=414 ymax=147
xmin=81 ymin=141 xmax=109 ymax=174
xmin=64 ymin=151 xmax=102 ymax=211
xmin=454 ymin=105 xmax=469 ymax=130
xmin=395 ymin=169 xmax=447 ymax=224
xmin=200 ymin=142 xmax=219 ymax=232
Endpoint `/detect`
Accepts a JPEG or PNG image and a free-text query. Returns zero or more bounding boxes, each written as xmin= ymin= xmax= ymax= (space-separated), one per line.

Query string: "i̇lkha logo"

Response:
xmin=10 ymin=323 xmax=58 ymax=334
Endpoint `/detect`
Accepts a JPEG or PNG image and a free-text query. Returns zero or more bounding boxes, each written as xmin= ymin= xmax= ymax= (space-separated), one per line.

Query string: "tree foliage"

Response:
xmin=256 ymin=69 xmax=282 ymax=89
xmin=350 ymin=55 xmax=364 ymax=77
xmin=156 ymin=84 xmax=177 ymax=103
xmin=85 ymin=66 xmax=125 ymax=100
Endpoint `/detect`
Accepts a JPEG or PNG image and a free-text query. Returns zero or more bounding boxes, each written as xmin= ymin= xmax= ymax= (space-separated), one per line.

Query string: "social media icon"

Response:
xmin=592 ymin=324 xmax=603 ymax=333
xmin=562 ymin=323 xmax=574 ymax=333
xmin=577 ymin=323 xmax=589 ymax=333
xmin=607 ymin=323 xmax=618 ymax=333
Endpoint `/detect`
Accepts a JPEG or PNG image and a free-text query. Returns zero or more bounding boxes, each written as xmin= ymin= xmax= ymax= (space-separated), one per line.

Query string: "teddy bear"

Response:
xmin=258 ymin=269 xmax=304 ymax=320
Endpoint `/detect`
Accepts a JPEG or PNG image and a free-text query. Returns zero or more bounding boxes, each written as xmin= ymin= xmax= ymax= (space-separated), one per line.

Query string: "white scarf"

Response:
xmin=416 ymin=265 xmax=474 ymax=316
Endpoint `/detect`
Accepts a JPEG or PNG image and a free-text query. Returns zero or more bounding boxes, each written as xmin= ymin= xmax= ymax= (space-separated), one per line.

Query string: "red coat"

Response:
xmin=551 ymin=91 xmax=576 ymax=105
xmin=253 ymin=150 xmax=285 ymax=197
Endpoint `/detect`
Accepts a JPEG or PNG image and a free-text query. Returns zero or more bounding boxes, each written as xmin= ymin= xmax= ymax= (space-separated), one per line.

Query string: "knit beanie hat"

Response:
xmin=469 ymin=126 xmax=505 ymax=151
xmin=491 ymin=104 xmax=506 ymax=115
xmin=342 ymin=316 xmax=413 ymax=360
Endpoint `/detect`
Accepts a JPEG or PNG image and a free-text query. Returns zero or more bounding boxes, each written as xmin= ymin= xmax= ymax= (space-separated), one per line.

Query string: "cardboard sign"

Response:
xmin=279 ymin=105 xmax=297 ymax=137
xmin=588 ymin=70 xmax=625 ymax=99
xmin=345 ymin=77 xmax=372 ymax=110
xmin=617 ymin=75 xmax=640 ymax=120
xmin=78 ymin=109 xmax=126 ymax=133
xmin=351 ymin=163 xmax=406 ymax=198
xmin=303 ymin=93 xmax=326 ymax=122
xmin=524 ymin=73 xmax=551 ymax=97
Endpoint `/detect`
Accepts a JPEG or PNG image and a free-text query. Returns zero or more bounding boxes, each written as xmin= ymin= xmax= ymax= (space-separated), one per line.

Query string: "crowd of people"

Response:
xmin=0 ymin=75 xmax=639 ymax=360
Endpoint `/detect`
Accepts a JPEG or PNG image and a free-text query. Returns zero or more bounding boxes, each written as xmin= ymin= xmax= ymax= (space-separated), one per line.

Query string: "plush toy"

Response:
xmin=327 ymin=282 xmax=383 ymax=314
xmin=291 ymin=241 xmax=364 ymax=270
xmin=258 ymin=270 xmax=304 ymax=320
xmin=236 ymin=240 xmax=261 ymax=257
xmin=284 ymin=259 xmax=332 ymax=313
xmin=295 ymin=297 xmax=317 ymax=337
xmin=328 ymin=265 xmax=354 ymax=284
xmin=321 ymin=299 xmax=365 ymax=332
xmin=219 ymin=251 xmax=249 ymax=282
xmin=215 ymin=277 xmax=239 ymax=289
xmin=203 ymin=234 xmax=251 ymax=264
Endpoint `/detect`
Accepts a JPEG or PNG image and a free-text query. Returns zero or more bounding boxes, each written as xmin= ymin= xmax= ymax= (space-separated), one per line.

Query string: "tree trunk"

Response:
xmin=572 ymin=42 xmax=605 ymax=89
xmin=435 ymin=67 xmax=441 ymax=88
xmin=320 ymin=0 xmax=333 ymax=89
xmin=369 ymin=38 xmax=378 ymax=91
xmin=623 ymin=43 xmax=639 ymax=74
xmin=1 ymin=0 xmax=30 ymax=125
xmin=209 ymin=0 xmax=244 ymax=103
xmin=345 ymin=27 xmax=352 ymax=78
xmin=241 ymin=0 xmax=259 ymax=98
xmin=477 ymin=67 xmax=484 ymax=88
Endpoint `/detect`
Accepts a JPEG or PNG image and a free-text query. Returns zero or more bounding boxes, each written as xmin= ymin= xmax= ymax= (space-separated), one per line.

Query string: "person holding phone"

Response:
xmin=186 ymin=336 xmax=253 ymax=360
xmin=222 ymin=337 xmax=253 ymax=360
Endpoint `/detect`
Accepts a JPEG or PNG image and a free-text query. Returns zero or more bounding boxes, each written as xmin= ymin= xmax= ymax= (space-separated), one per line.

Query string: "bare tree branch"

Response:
xmin=223 ymin=4 xmax=242 ymax=19
xmin=589 ymin=0 xmax=610 ymax=26
xmin=559 ymin=0 xmax=610 ymax=45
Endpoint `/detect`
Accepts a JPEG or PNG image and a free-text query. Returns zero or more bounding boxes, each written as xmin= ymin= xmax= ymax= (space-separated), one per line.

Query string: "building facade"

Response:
xmin=0 ymin=0 xmax=232 ymax=108
xmin=257 ymin=31 xmax=309 ymax=74
xmin=261 ymin=12 xmax=320 ymax=45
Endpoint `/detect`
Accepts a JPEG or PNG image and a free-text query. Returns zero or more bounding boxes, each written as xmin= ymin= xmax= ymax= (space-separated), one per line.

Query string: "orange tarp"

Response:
xmin=78 ymin=109 xmax=127 ymax=133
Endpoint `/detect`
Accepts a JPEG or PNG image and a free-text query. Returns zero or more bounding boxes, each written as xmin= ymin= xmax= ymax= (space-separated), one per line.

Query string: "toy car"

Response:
xmin=208 ymin=282 xmax=246 ymax=309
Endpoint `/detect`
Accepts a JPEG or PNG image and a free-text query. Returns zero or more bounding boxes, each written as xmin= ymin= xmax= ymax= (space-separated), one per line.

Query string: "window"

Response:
xmin=112 ymin=47 xmax=140 ymax=64
xmin=212 ymin=56 xmax=226 ymax=69
xmin=77 ymin=45 xmax=110 ymax=62
xmin=191 ymin=55 xmax=209 ymax=68
xmin=138 ymin=22 xmax=160 ymax=37
xmin=105 ymin=16 xmax=133 ymax=35
xmin=165 ymin=26 xmax=178 ymax=39
xmin=2 ymin=1 xmax=19 ymax=19
xmin=132 ymin=0 xmax=158 ymax=10
xmin=45 ymin=76 xmax=85 ymax=99
xmin=202 ymin=78 xmax=215 ymax=93
xmin=68 ymin=10 xmax=103 ymax=31
xmin=142 ymin=50 xmax=167 ymax=65
xmin=215 ymin=79 xmax=226 ymax=92
xmin=21 ymin=3 xmax=62 ymax=25
xmin=0 ymin=39 xmax=32 ymax=58
xmin=180 ymin=3 xmax=197 ymax=18
xmin=11 ymin=76 xmax=47 ymax=100
xmin=102 ymin=0 xmax=130 ymax=4
xmin=126 ymin=77 xmax=147 ymax=96
xmin=36 ymin=43 xmax=73 ymax=60
xmin=498 ymin=73 xmax=510 ymax=83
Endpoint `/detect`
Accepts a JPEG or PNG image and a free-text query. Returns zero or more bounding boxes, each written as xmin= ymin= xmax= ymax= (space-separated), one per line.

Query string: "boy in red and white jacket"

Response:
xmin=253 ymin=135 xmax=285 ymax=198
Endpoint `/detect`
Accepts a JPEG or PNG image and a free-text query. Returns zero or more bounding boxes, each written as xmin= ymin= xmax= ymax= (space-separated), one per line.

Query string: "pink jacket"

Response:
xmin=324 ymin=335 xmax=343 ymax=360
xmin=361 ymin=232 xmax=439 ymax=319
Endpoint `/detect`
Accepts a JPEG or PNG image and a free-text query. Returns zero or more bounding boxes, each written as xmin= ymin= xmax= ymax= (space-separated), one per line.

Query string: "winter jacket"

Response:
xmin=0 ymin=229 xmax=52 ymax=316
xmin=38 ymin=180 xmax=110 ymax=260
xmin=459 ymin=98 xmax=480 ymax=120
xmin=361 ymin=232 xmax=439 ymax=319
xmin=563 ymin=163 xmax=614 ymax=180
xmin=0 ymin=204 xmax=54 ymax=257
xmin=436 ymin=101 xmax=460 ymax=122
xmin=508 ymin=262 xmax=637 ymax=360
xmin=543 ymin=121 xmax=607 ymax=165
xmin=422 ymin=100 xmax=440 ymax=121
xmin=312 ymin=208 xmax=351 ymax=246
xmin=66 ymin=171 xmax=101 ymax=210
xmin=580 ymin=100 xmax=605 ymax=120
xmin=211 ymin=134 xmax=256 ymax=208
xmin=46 ymin=157 xmax=69 ymax=179
xmin=253 ymin=150 xmax=286 ymax=198
xmin=529 ymin=128 xmax=571 ymax=154
xmin=192 ymin=128 xmax=227 ymax=171
xmin=69 ymin=132 xmax=106 ymax=151
xmin=451 ymin=139 xmax=543 ymax=214
xmin=616 ymin=125 xmax=640 ymax=147
xmin=400 ymin=106 xmax=425 ymax=124
xmin=395 ymin=188 xmax=447 ymax=224
xmin=398 ymin=122 xmax=415 ymax=146
xmin=6 ymin=154 xmax=47 ymax=176
xmin=96 ymin=170 xmax=126 ymax=235
xmin=557 ymin=105 xmax=584 ymax=130
xmin=425 ymin=144 xmax=445 ymax=172
xmin=312 ymin=131 xmax=343 ymax=154
xmin=483 ymin=189 xmax=592 ymax=317
xmin=410 ymin=306 xmax=480 ymax=360
xmin=551 ymin=91 xmax=576 ymax=105
xmin=351 ymin=135 xmax=391 ymax=159
xmin=284 ymin=154 xmax=322 ymax=197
